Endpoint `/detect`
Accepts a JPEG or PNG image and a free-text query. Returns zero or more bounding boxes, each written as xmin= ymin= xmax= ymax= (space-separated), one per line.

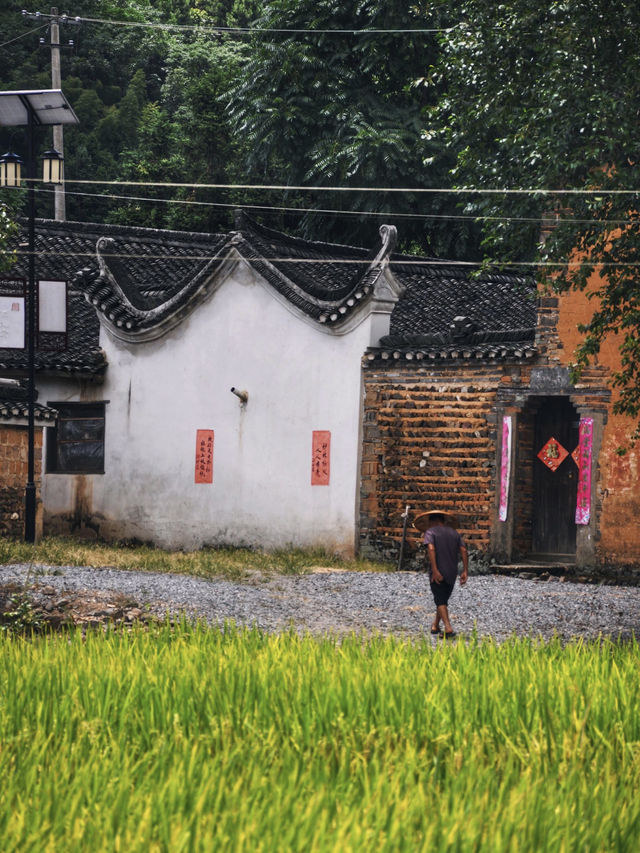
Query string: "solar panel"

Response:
xmin=0 ymin=90 xmax=79 ymax=127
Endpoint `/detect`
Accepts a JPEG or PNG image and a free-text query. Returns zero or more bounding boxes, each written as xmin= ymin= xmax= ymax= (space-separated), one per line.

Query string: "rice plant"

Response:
xmin=1 ymin=627 xmax=639 ymax=851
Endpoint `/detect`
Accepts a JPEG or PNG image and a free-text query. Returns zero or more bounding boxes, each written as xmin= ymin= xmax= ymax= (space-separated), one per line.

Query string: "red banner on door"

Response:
xmin=536 ymin=436 xmax=569 ymax=472
xmin=311 ymin=430 xmax=331 ymax=486
xmin=195 ymin=430 xmax=214 ymax=484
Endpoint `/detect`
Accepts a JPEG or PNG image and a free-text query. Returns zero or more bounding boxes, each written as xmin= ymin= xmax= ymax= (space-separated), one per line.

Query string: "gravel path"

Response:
xmin=1 ymin=563 xmax=639 ymax=641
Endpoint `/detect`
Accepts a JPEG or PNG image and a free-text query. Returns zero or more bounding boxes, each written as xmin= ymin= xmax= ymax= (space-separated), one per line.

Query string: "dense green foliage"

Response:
xmin=0 ymin=204 xmax=17 ymax=270
xmin=0 ymin=0 xmax=480 ymax=255
xmin=1 ymin=627 xmax=640 ymax=850
xmin=225 ymin=0 xmax=479 ymax=255
xmin=0 ymin=0 xmax=259 ymax=231
xmin=436 ymin=0 xmax=640 ymax=427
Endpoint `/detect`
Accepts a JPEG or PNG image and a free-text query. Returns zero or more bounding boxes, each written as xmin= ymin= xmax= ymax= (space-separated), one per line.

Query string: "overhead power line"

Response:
xmin=60 ymin=178 xmax=640 ymax=196
xmin=71 ymin=15 xmax=457 ymax=35
xmin=0 ymin=23 xmax=48 ymax=48
xmin=49 ymin=187 xmax=639 ymax=227
xmin=4 ymin=184 xmax=637 ymax=227
xmin=8 ymin=246 xmax=640 ymax=271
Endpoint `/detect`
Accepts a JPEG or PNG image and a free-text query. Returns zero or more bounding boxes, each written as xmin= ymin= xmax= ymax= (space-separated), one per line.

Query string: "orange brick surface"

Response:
xmin=360 ymin=365 xmax=504 ymax=563
xmin=0 ymin=424 xmax=44 ymax=538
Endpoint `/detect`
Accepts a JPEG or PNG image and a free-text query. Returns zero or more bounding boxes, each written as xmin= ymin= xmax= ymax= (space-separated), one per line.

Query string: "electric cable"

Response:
xmin=50 ymin=187 xmax=640 ymax=227
xmin=3 ymin=185 xmax=638 ymax=228
xmin=70 ymin=15 xmax=458 ymax=35
xmin=7 ymin=245 xmax=640 ymax=270
xmin=0 ymin=23 xmax=49 ymax=48
xmin=57 ymin=178 xmax=640 ymax=196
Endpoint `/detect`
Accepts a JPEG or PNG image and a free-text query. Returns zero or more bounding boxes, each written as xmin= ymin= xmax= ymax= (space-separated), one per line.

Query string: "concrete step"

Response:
xmin=491 ymin=561 xmax=577 ymax=579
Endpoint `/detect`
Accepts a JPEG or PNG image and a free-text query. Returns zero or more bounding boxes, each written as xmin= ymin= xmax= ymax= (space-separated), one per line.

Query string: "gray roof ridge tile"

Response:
xmin=234 ymin=209 xmax=375 ymax=258
xmin=0 ymin=400 xmax=58 ymax=422
xmin=32 ymin=217 xmax=227 ymax=247
xmin=79 ymin=240 xmax=233 ymax=335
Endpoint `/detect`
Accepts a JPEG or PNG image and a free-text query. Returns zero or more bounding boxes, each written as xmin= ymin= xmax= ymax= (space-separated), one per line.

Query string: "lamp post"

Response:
xmin=0 ymin=90 xmax=78 ymax=542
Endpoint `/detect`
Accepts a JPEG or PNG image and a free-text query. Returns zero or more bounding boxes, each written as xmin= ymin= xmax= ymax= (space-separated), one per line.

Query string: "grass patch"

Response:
xmin=0 ymin=628 xmax=639 ymax=851
xmin=0 ymin=536 xmax=393 ymax=580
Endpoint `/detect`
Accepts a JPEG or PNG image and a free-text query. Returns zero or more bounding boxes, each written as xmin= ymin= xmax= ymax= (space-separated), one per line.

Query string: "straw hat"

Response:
xmin=413 ymin=509 xmax=459 ymax=532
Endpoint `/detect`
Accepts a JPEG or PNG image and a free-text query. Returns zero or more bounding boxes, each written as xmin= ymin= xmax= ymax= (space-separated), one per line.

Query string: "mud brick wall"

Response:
xmin=360 ymin=363 xmax=508 ymax=564
xmin=0 ymin=425 xmax=43 ymax=538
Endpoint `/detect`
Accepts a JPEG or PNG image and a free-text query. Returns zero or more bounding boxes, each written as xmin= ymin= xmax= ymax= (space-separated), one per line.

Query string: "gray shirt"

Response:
xmin=424 ymin=525 xmax=465 ymax=584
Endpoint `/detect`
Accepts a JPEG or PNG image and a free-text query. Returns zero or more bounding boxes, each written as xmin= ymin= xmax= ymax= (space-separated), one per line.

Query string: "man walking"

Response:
xmin=416 ymin=510 xmax=468 ymax=638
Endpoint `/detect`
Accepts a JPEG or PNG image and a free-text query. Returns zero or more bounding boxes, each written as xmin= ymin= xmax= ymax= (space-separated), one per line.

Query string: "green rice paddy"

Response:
xmin=1 ymin=626 xmax=639 ymax=851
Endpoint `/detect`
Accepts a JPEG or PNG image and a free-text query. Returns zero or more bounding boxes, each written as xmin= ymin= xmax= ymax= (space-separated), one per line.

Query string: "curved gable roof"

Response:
xmin=71 ymin=213 xmax=399 ymax=340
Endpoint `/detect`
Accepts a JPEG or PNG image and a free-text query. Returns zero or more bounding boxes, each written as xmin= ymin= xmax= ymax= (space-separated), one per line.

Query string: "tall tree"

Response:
xmin=0 ymin=0 xmax=259 ymax=229
xmin=108 ymin=33 xmax=250 ymax=233
xmin=436 ymin=0 xmax=640 ymax=432
xmin=226 ymin=0 xmax=480 ymax=256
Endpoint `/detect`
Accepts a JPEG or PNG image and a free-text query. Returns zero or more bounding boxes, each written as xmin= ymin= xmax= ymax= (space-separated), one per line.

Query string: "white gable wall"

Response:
xmin=41 ymin=261 xmax=389 ymax=554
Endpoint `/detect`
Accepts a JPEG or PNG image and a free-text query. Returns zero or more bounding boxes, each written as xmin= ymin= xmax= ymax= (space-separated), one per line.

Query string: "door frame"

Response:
xmin=492 ymin=380 xmax=606 ymax=569
xmin=530 ymin=395 xmax=579 ymax=557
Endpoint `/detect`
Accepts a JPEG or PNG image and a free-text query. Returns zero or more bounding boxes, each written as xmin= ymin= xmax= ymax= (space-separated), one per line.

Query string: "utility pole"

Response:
xmin=22 ymin=7 xmax=80 ymax=221
xmin=50 ymin=8 xmax=64 ymax=220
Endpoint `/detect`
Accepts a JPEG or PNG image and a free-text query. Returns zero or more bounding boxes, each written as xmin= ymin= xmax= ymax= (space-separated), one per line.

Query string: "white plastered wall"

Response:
xmin=41 ymin=260 xmax=396 ymax=553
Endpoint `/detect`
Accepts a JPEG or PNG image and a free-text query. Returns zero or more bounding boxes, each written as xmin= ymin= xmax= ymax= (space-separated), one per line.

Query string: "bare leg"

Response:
xmin=437 ymin=604 xmax=453 ymax=634
xmin=431 ymin=611 xmax=441 ymax=632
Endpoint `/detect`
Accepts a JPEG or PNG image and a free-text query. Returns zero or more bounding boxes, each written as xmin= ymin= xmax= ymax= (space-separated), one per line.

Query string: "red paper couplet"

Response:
xmin=195 ymin=429 xmax=214 ymax=484
xmin=311 ymin=430 xmax=331 ymax=486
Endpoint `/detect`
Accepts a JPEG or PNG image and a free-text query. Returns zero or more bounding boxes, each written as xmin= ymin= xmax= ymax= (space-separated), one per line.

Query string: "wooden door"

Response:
xmin=532 ymin=397 xmax=579 ymax=556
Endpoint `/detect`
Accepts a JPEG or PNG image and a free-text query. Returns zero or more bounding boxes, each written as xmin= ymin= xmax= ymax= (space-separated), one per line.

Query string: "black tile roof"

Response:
xmin=0 ymin=398 xmax=57 ymax=423
xmin=1 ymin=219 xmax=109 ymax=376
xmin=367 ymin=256 xmax=537 ymax=361
xmin=76 ymin=213 xmax=397 ymax=335
xmin=0 ymin=379 xmax=57 ymax=423
xmin=387 ymin=258 xmax=536 ymax=340
xmin=0 ymin=214 xmax=536 ymax=374
xmin=365 ymin=340 xmax=537 ymax=365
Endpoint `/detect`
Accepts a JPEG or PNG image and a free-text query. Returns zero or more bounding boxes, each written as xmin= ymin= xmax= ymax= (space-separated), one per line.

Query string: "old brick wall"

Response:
xmin=360 ymin=363 xmax=512 ymax=564
xmin=0 ymin=425 xmax=43 ymax=539
xmin=361 ymin=275 xmax=640 ymax=569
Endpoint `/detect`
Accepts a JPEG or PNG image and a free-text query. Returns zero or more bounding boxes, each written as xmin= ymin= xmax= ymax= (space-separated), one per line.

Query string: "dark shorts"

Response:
xmin=430 ymin=579 xmax=455 ymax=607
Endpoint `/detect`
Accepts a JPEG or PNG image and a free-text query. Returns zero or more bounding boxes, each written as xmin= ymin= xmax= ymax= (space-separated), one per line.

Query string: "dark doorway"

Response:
xmin=532 ymin=397 xmax=579 ymax=557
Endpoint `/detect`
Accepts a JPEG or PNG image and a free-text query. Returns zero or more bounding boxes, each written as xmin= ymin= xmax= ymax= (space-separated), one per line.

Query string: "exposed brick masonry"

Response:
xmin=0 ymin=425 xmax=42 ymax=538
xmin=360 ymin=363 xmax=512 ymax=564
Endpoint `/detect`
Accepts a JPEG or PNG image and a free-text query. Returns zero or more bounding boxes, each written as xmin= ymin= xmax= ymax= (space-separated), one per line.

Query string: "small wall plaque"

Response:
xmin=195 ymin=429 xmax=214 ymax=484
xmin=311 ymin=430 xmax=331 ymax=486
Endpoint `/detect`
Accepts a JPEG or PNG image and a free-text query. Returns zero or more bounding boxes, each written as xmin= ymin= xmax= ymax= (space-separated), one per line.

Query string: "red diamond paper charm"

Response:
xmin=571 ymin=446 xmax=580 ymax=467
xmin=537 ymin=436 xmax=569 ymax=471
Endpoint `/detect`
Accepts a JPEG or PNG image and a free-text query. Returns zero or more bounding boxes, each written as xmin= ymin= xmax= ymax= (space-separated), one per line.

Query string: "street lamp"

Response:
xmin=0 ymin=90 xmax=78 ymax=542
xmin=0 ymin=150 xmax=22 ymax=186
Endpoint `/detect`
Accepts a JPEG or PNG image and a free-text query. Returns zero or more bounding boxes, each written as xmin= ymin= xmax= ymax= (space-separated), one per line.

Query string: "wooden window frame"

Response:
xmin=46 ymin=402 xmax=106 ymax=475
